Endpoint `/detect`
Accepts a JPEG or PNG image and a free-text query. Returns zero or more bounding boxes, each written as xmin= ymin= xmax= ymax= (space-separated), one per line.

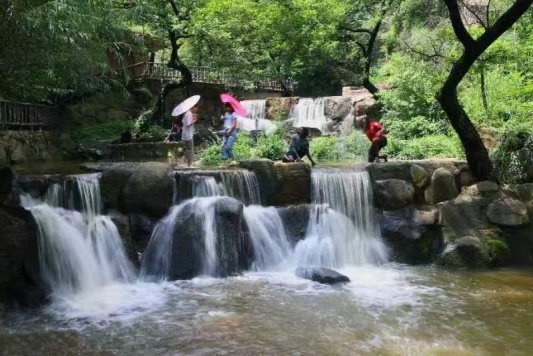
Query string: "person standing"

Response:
xmin=182 ymin=105 xmax=198 ymax=167
xmin=364 ymin=119 xmax=388 ymax=163
xmin=221 ymin=103 xmax=238 ymax=166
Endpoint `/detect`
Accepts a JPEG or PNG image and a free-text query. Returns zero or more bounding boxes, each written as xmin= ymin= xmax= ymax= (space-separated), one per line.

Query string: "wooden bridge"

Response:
xmin=126 ymin=62 xmax=294 ymax=93
xmin=0 ymin=100 xmax=52 ymax=130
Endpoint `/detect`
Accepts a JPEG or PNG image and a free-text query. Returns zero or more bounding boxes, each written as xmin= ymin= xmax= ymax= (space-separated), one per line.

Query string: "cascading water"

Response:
xmin=220 ymin=170 xmax=261 ymax=205
xmin=21 ymin=174 xmax=134 ymax=296
xmin=243 ymin=206 xmax=292 ymax=271
xmin=290 ymin=98 xmax=329 ymax=134
xmin=243 ymin=168 xmax=388 ymax=271
xmin=193 ymin=176 xmax=222 ymax=197
xmin=237 ymin=99 xmax=277 ymax=135
xmin=298 ymin=169 xmax=388 ymax=266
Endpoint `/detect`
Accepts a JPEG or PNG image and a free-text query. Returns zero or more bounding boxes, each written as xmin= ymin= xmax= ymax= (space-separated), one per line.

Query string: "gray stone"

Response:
xmin=457 ymin=166 xmax=476 ymax=187
xmin=414 ymin=208 xmax=439 ymax=225
xmin=277 ymin=204 xmax=311 ymax=244
xmin=0 ymin=205 xmax=46 ymax=308
xmin=487 ymin=198 xmax=530 ymax=227
xmin=324 ymin=96 xmax=352 ymax=121
xmin=438 ymin=236 xmax=490 ymax=268
xmin=425 ymin=168 xmax=459 ymax=204
xmin=120 ymin=162 xmax=174 ymax=217
xmin=240 ymin=159 xmax=277 ymax=205
xmin=295 ymin=267 xmax=350 ymax=284
xmin=461 ymin=181 xmax=499 ymax=197
xmin=410 ymin=164 xmax=430 ymax=189
xmin=439 ymin=198 xmax=490 ymax=237
xmin=374 ymin=179 xmax=415 ymax=210
xmin=272 ymin=162 xmax=311 ymax=206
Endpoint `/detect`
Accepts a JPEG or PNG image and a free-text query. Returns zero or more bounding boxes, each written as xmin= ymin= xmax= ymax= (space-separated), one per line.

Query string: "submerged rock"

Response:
xmin=295 ymin=267 xmax=350 ymax=284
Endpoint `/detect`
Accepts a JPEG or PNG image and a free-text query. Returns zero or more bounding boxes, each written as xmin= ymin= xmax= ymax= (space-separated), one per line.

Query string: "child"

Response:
xmin=182 ymin=104 xmax=199 ymax=167
xmin=166 ymin=119 xmax=182 ymax=142
xmin=221 ymin=103 xmax=238 ymax=166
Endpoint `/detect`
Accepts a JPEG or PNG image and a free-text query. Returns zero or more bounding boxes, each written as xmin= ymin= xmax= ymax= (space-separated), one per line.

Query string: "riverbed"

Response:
xmin=1 ymin=266 xmax=532 ymax=355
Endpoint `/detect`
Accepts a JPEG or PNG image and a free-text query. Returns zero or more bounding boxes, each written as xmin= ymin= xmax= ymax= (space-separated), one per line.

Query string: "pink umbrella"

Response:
xmin=220 ymin=93 xmax=248 ymax=117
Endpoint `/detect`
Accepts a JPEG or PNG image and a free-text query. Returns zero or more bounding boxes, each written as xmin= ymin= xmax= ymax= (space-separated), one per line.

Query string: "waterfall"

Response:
xmin=175 ymin=170 xmax=261 ymax=204
xmin=22 ymin=174 xmax=134 ymax=296
xmin=237 ymin=99 xmax=277 ymax=135
xmin=243 ymin=206 xmax=292 ymax=271
xmin=291 ymin=98 xmax=328 ymax=134
xmin=220 ymin=170 xmax=261 ymax=205
xmin=193 ymin=176 xmax=222 ymax=197
xmin=296 ymin=169 xmax=388 ymax=266
xmin=141 ymin=197 xmax=238 ymax=280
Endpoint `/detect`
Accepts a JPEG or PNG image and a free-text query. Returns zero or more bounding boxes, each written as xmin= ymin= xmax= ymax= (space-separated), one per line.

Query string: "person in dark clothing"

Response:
xmin=282 ymin=127 xmax=316 ymax=166
xmin=364 ymin=120 xmax=388 ymax=163
xmin=166 ymin=119 xmax=182 ymax=142
xmin=120 ymin=129 xmax=132 ymax=144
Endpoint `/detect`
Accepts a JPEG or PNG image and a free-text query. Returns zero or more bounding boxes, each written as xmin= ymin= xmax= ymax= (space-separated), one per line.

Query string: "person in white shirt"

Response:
xmin=181 ymin=104 xmax=199 ymax=167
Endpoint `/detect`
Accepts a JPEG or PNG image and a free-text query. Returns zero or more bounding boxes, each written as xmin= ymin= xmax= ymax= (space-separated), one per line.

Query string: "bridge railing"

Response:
xmin=0 ymin=100 xmax=51 ymax=130
xmin=126 ymin=62 xmax=293 ymax=93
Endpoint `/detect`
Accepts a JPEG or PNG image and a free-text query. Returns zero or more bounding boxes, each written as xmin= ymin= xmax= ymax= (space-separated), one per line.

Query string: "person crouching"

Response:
xmin=364 ymin=118 xmax=388 ymax=163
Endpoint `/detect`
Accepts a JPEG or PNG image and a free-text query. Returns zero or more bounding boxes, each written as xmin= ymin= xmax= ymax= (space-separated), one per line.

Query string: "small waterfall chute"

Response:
xmin=22 ymin=174 xmax=134 ymax=297
xmin=237 ymin=100 xmax=278 ymax=135
xmin=290 ymin=98 xmax=328 ymax=134
xmin=243 ymin=206 xmax=292 ymax=271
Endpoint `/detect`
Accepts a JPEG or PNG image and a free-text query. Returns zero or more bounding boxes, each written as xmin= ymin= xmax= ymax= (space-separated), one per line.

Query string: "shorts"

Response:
xmin=368 ymin=136 xmax=387 ymax=163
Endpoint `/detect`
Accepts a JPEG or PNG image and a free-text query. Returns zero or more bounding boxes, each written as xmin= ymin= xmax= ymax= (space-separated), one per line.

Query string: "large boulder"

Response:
xmin=425 ymin=167 xmax=459 ymax=204
xmin=272 ymin=162 xmax=311 ymax=206
xmin=324 ymin=97 xmax=352 ymax=121
xmin=487 ymin=198 xmax=530 ymax=227
xmin=379 ymin=207 xmax=443 ymax=264
xmin=278 ymin=204 xmax=312 ymax=244
xmin=373 ymin=179 xmax=415 ymax=210
xmin=461 ymin=180 xmax=499 ymax=198
xmin=439 ymin=197 xmax=490 ymax=237
xmin=0 ymin=205 xmax=46 ymax=308
xmin=295 ymin=267 xmax=350 ymax=284
xmin=410 ymin=164 xmax=430 ymax=189
xmin=119 ymin=162 xmax=174 ymax=217
xmin=144 ymin=197 xmax=253 ymax=280
xmin=438 ymin=236 xmax=491 ymax=268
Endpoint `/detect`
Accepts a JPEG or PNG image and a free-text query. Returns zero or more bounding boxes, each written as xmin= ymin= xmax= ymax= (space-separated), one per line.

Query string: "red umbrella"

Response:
xmin=220 ymin=93 xmax=248 ymax=117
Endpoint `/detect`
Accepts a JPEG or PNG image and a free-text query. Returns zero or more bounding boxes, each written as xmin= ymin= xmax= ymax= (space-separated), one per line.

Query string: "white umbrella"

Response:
xmin=171 ymin=95 xmax=201 ymax=116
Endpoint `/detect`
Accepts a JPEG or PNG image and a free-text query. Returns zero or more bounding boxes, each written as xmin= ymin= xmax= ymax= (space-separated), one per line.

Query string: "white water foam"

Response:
xmin=290 ymin=98 xmax=328 ymax=134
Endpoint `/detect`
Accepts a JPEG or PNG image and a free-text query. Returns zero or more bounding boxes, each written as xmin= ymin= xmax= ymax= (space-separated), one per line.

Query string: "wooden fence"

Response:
xmin=127 ymin=62 xmax=294 ymax=93
xmin=0 ymin=100 xmax=51 ymax=130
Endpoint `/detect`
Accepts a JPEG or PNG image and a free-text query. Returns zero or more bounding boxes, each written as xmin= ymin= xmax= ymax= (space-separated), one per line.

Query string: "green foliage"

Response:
xmin=135 ymin=125 xmax=168 ymax=143
xmin=200 ymin=131 xmax=286 ymax=166
xmin=493 ymin=129 xmax=533 ymax=184
xmin=69 ymin=120 xmax=133 ymax=142
xmin=387 ymin=135 xmax=464 ymax=160
xmin=310 ymin=131 xmax=369 ymax=161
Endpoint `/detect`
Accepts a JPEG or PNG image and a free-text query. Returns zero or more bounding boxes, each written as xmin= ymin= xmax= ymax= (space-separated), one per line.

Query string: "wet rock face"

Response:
xmin=295 ymin=267 xmax=350 ymax=284
xmin=487 ymin=198 xmax=530 ymax=227
xmin=278 ymin=204 xmax=312 ymax=244
xmin=373 ymin=179 xmax=415 ymax=210
xmin=118 ymin=162 xmax=174 ymax=218
xmin=0 ymin=205 xmax=46 ymax=308
xmin=438 ymin=236 xmax=491 ymax=269
xmin=166 ymin=197 xmax=252 ymax=280
xmin=0 ymin=131 xmax=55 ymax=165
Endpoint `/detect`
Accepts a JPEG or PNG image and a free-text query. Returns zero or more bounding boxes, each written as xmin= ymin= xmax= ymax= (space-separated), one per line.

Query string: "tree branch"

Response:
xmin=443 ymin=0 xmax=476 ymax=48
xmin=459 ymin=0 xmax=488 ymax=29
xmin=476 ymin=0 xmax=533 ymax=52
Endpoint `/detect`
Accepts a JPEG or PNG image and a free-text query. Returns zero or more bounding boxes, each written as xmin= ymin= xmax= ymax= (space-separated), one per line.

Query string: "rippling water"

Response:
xmin=1 ymin=266 xmax=532 ymax=355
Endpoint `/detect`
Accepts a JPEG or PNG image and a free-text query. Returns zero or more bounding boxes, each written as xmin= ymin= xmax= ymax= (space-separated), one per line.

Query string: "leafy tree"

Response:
xmin=437 ymin=0 xmax=532 ymax=180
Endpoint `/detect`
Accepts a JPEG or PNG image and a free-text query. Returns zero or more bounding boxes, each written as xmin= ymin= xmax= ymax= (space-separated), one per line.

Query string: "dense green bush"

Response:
xmin=493 ymin=129 xmax=533 ymax=184
xmin=310 ymin=131 xmax=368 ymax=161
xmin=69 ymin=119 xmax=133 ymax=142
xmin=387 ymin=135 xmax=464 ymax=160
xmin=199 ymin=131 xmax=285 ymax=166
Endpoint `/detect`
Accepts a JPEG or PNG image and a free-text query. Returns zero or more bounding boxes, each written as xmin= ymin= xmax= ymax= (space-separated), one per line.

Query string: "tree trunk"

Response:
xmin=362 ymin=20 xmax=382 ymax=95
xmin=480 ymin=66 xmax=489 ymax=116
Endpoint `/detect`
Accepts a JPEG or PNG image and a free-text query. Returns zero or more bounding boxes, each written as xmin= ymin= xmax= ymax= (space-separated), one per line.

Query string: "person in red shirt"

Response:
xmin=364 ymin=119 xmax=388 ymax=163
